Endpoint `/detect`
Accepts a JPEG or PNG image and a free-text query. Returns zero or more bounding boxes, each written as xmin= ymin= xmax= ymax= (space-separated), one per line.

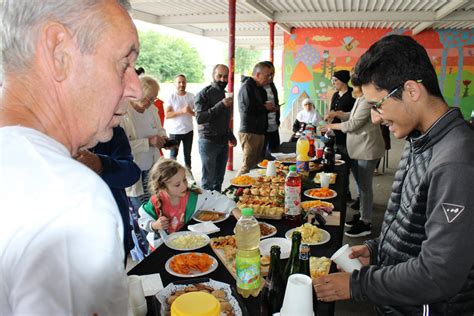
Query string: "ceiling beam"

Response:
xmin=412 ymin=0 xmax=469 ymax=35
xmin=242 ymin=0 xmax=292 ymax=34
xmin=204 ymin=29 xmax=284 ymax=37
xmin=134 ymin=10 xmax=474 ymax=26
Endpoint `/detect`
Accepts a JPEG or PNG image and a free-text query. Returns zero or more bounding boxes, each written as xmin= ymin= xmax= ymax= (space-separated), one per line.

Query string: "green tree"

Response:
xmin=137 ymin=30 xmax=204 ymax=83
xmin=233 ymin=47 xmax=261 ymax=76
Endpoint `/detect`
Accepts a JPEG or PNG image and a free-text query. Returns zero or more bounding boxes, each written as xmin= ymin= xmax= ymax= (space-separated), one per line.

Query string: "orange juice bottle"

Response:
xmin=296 ymin=133 xmax=309 ymax=176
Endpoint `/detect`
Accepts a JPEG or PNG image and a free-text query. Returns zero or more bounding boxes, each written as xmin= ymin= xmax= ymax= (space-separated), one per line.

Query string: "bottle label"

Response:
xmin=284 ymin=186 xmax=301 ymax=216
xmin=236 ymin=255 xmax=261 ymax=290
xmin=296 ymin=160 xmax=309 ymax=175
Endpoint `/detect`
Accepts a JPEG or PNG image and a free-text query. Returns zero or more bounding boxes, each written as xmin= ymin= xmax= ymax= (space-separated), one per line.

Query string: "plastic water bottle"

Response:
xmin=235 ymin=208 xmax=261 ymax=298
xmin=284 ymin=165 xmax=302 ymax=227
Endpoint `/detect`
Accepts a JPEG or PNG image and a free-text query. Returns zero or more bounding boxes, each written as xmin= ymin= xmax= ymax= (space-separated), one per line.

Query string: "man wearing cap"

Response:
xmin=328 ymin=70 xmax=356 ymax=200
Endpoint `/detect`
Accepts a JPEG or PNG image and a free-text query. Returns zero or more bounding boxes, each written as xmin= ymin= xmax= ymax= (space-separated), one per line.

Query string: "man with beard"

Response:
xmin=195 ymin=64 xmax=237 ymax=191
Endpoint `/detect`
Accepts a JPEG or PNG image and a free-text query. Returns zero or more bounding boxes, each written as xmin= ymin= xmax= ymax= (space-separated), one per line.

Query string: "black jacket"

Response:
xmin=330 ymin=87 xmax=355 ymax=146
xmin=195 ymin=82 xmax=235 ymax=144
xmin=91 ymin=126 xmax=141 ymax=257
xmin=351 ymin=109 xmax=474 ymax=315
xmin=238 ymin=76 xmax=268 ymax=134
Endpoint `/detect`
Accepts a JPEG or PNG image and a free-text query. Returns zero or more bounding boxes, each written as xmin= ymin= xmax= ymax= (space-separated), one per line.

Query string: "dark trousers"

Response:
xmin=264 ymin=130 xmax=280 ymax=159
xmin=336 ymin=143 xmax=352 ymax=199
xmin=169 ymin=131 xmax=193 ymax=168
xmin=198 ymin=138 xmax=228 ymax=192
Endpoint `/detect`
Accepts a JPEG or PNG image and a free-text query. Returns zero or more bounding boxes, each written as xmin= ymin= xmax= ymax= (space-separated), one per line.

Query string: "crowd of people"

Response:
xmin=1 ymin=0 xmax=473 ymax=315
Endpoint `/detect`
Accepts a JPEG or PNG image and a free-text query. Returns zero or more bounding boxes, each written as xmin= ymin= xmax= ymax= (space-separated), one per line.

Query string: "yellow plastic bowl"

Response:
xmin=171 ymin=291 xmax=221 ymax=316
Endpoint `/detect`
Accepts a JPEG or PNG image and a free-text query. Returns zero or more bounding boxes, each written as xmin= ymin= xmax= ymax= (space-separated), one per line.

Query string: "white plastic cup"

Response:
xmin=225 ymin=92 xmax=233 ymax=98
xmin=280 ymin=274 xmax=314 ymax=316
xmin=128 ymin=275 xmax=147 ymax=316
xmin=330 ymin=244 xmax=362 ymax=272
xmin=319 ymin=172 xmax=331 ymax=188
xmin=131 ymin=302 xmax=147 ymax=316
xmin=266 ymin=160 xmax=277 ymax=177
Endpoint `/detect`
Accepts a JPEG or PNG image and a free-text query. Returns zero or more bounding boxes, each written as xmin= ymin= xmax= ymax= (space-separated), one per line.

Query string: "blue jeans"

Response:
xmin=169 ymin=131 xmax=193 ymax=169
xmin=351 ymin=159 xmax=378 ymax=223
xmin=198 ymin=138 xmax=228 ymax=192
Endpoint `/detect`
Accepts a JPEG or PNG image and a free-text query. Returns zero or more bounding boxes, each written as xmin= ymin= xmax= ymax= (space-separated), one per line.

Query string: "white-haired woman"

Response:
xmin=121 ymin=75 xmax=168 ymax=260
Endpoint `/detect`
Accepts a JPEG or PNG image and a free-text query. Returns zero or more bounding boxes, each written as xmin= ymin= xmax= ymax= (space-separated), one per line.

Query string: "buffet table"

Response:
xmin=128 ymin=148 xmax=348 ymax=316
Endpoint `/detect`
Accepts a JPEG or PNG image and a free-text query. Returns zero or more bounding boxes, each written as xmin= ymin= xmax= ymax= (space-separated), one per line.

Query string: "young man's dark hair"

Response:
xmin=352 ymin=35 xmax=444 ymax=101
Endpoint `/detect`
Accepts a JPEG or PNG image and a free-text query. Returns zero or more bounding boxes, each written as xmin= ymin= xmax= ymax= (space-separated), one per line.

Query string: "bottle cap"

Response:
xmin=241 ymin=208 xmax=254 ymax=216
xmin=270 ymin=245 xmax=281 ymax=255
xmin=289 ymin=165 xmax=297 ymax=172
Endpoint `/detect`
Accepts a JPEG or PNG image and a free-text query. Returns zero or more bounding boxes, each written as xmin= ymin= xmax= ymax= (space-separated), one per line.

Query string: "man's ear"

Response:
xmin=39 ymin=22 xmax=71 ymax=82
xmin=404 ymin=80 xmax=422 ymax=102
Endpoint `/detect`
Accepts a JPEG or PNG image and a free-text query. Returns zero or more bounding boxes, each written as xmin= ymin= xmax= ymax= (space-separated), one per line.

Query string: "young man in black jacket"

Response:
xmin=314 ymin=35 xmax=474 ymax=315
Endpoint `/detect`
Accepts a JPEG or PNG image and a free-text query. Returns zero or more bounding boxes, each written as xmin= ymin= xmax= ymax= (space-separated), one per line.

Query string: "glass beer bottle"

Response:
xmin=282 ymin=230 xmax=302 ymax=285
xmin=260 ymin=245 xmax=284 ymax=316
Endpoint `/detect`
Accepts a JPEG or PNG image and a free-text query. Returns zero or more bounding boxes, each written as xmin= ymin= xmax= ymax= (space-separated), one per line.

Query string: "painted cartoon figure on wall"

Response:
xmin=282 ymin=28 xmax=474 ymax=127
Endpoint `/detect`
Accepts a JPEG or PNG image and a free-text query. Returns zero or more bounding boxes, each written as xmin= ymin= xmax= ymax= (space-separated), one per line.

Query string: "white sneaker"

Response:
xmin=185 ymin=167 xmax=195 ymax=182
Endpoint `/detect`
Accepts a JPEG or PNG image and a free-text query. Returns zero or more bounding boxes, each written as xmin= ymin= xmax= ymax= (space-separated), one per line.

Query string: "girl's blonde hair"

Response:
xmin=147 ymin=158 xmax=200 ymax=196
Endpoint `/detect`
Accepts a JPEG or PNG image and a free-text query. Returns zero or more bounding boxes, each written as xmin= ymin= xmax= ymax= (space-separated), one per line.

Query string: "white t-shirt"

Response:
xmin=265 ymin=85 xmax=278 ymax=132
xmin=164 ymin=92 xmax=195 ymax=134
xmin=0 ymin=127 xmax=128 ymax=315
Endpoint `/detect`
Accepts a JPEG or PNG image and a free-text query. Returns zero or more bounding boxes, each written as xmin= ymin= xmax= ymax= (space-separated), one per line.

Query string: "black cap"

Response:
xmin=333 ymin=70 xmax=350 ymax=84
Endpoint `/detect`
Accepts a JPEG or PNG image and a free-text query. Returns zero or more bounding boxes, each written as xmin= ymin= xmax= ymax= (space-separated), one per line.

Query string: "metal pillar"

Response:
xmin=227 ymin=0 xmax=236 ymax=170
xmin=269 ymin=21 xmax=276 ymax=63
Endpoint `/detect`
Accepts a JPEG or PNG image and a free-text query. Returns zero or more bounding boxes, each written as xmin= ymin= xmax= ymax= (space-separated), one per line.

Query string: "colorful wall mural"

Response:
xmin=282 ymin=28 xmax=474 ymax=123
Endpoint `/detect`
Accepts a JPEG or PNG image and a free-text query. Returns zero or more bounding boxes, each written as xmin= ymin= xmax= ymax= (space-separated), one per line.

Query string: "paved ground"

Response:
xmin=127 ymin=124 xmax=405 ymax=316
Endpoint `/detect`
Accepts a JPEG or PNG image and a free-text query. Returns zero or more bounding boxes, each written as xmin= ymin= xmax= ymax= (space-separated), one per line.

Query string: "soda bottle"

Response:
xmin=296 ymin=133 xmax=310 ymax=177
xmin=235 ymin=208 xmax=261 ymax=298
xmin=282 ymin=230 xmax=302 ymax=285
xmin=260 ymin=245 xmax=284 ymax=316
xmin=308 ymin=135 xmax=316 ymax=158
xmin=322 ymin=129 xmax=335 ymax=172
xmin=284 ymin=165 xmax=301 ymax=227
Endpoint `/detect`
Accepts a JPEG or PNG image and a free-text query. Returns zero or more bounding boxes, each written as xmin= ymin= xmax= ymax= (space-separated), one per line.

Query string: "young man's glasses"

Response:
xmin=369 ymin=80 xmax=422 ymax=114
xmin=369 ymin=86 xmax=401 ymax=114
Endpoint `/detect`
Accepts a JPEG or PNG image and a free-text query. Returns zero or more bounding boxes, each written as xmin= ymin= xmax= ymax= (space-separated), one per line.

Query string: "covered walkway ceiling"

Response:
xmin=131 ymin=0 xmax=474 ymax=49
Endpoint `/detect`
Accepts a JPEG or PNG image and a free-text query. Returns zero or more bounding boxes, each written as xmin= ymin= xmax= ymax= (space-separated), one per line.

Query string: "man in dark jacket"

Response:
xmin=237 ymin=62 xmax=275 ymax=175
xmin=314 ymin=35 xmax=474 ymax=315
xmin=195 ymin=64 xmax=237 ymax=192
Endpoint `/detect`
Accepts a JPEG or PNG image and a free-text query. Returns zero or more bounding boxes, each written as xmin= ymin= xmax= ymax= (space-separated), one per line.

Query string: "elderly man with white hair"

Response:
xmin=0 ymin=0 xmax=142 ymax=314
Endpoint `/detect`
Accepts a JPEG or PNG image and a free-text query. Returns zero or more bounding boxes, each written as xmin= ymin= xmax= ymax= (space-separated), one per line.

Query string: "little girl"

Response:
xmin=138 ymin=158 xmax=237 ymax=250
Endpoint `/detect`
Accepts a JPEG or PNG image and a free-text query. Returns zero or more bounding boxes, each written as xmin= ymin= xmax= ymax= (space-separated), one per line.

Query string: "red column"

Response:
xmin=227 ymin=0 xmax=236 ymax=170
xmin=269 ymin=21 xmax=276 ymax=63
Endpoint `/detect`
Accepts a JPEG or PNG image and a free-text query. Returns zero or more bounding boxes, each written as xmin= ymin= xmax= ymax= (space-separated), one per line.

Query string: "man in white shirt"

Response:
xmin=164 ymin=74 xmax=195 ymax=174
xmin=0 ymin=0 xmax=142 ymax=314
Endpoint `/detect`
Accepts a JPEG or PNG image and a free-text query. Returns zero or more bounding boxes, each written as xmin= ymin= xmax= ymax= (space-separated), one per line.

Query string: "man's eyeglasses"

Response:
xmin=369 ymin=80 xmax=422 ymax=114
xmin=369 ymin=86 xmax=401 ymax=114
